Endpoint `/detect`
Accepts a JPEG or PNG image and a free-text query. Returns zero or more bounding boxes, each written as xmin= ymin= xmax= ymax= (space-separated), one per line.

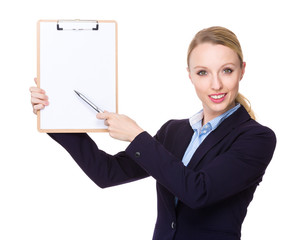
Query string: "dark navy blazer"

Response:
xmin=49 ymin=106 xmax=276 ymax=240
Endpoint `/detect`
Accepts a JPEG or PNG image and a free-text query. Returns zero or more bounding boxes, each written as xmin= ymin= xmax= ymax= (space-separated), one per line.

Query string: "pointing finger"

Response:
xmin=96 ymin=110 xmax=110 ymax=120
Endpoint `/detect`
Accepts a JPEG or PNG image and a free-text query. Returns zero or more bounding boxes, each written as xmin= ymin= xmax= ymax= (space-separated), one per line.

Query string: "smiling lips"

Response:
xmin=209 ymin=93 xmax=227 ymax=103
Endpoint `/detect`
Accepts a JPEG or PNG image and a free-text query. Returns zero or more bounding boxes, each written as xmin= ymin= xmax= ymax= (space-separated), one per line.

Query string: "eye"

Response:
xmin=197 ymin=70 xmax=208 ymax=76
xmin=223 ymin=68 xmax=233 ymax=74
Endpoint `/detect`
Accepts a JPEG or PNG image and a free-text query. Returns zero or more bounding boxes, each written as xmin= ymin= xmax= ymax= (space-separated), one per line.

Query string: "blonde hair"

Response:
xmin=187 ymin=26 xmax=255 ymax=120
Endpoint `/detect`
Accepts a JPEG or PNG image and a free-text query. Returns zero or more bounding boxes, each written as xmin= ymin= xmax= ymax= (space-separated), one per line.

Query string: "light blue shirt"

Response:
xmin=182 ymin=104 xmax=241 ymax=167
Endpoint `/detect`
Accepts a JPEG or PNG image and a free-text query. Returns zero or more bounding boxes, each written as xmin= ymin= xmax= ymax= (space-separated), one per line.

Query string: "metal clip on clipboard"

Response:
xmin=57 ymin=19 xmax=99 ymax=31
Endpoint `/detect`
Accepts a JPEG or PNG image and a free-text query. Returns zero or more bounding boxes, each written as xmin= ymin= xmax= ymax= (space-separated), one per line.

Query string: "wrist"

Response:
xmin=129 ymin=128 xmax=144 ymax=142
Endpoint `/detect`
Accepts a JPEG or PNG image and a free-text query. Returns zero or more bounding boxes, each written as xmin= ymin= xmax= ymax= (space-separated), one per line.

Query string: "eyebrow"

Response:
xmin=193 ymin=63 xmax=237 ymax=70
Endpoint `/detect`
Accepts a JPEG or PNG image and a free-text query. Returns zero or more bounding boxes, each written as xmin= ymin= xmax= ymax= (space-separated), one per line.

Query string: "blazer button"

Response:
xmin=171 ymin=221 xmax=176 ymax=230
xmin=135 ymin=152 xmax=141 ymax=158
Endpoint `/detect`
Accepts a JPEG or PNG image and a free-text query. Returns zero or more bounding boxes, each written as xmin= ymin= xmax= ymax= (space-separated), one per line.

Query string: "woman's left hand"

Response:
xmin=97 ymin=112 xmax=144 ymax=142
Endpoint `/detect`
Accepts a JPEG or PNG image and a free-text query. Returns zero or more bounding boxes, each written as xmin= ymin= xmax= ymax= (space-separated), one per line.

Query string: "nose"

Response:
xmin=211 ymin=74 xmax=222 ymax=90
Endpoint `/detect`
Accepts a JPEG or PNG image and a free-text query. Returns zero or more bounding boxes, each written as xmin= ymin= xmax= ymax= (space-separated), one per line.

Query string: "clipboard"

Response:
xmin=37 ymin=19 xmax=118 ymax=133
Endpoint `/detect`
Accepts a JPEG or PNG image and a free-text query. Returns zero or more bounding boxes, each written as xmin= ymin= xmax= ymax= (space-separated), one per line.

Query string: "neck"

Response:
xmin=202 ymin=103 xmax=236 ymax=125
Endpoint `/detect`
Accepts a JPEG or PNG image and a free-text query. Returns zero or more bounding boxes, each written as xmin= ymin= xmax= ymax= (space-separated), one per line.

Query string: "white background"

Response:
xmin=0 ymin=0 xmax=306 ymax=239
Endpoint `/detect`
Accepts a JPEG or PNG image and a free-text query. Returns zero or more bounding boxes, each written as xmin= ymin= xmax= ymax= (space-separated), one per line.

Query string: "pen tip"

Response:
xmin=74 ymin=90 xmax=82 ymax=97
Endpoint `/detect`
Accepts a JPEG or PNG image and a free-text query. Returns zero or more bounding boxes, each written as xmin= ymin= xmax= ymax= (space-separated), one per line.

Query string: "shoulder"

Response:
xmin=216 ymin=106 xmax=277 ymax=158
xmin=227 ymin=106 xmax=276 ymax=142
xmin=228 ymin=117 xmax=277 ymax=162
xmin=238 ymin=118 xmax=276 ymax=142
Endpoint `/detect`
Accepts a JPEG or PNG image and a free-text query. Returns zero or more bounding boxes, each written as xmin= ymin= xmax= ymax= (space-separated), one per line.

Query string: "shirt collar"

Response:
xmin=189 ymin=104 xmax=241 ymax=134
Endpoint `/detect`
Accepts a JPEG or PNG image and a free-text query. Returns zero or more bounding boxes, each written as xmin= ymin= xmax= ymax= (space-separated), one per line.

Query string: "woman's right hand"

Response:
xmin=29 ymin=78 xmax=49 ymax=115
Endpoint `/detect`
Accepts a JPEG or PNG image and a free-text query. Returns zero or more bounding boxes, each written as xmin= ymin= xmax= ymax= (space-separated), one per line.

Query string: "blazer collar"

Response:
xmin=186 ymin=106 xmax=251 ymax=169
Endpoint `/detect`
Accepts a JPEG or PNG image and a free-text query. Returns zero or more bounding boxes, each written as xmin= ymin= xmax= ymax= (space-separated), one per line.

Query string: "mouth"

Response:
xmin=209 ymin=93 xmax=227 ymax=103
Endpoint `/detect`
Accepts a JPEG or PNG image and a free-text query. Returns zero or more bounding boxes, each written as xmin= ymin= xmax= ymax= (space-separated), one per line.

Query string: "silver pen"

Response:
xmin=74 ymin=90 xmax=104 ymax=113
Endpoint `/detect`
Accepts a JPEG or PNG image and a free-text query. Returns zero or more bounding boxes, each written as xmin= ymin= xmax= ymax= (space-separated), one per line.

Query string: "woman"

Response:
xmin=30 ymin=26 xmax=276 ymax=240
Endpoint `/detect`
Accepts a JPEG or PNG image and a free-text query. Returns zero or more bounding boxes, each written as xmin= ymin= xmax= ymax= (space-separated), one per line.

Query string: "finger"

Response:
xmin=33 ymin=103 xmax=45 ymax=114
xmin=33 ymin=105 xmax=44 ymax=115
xmin=34 ymin=77 xmax=37 ymax=85
xmin=33 ymin=103 xmax=45 ymax=110
xmin=96 ymin=111 xmax=110 ymax=120
xmin=96 ymin=113 xmax=105 ymax=119
xmin=31 ymin=96 xmax=49 ymax=106
xmin=31 ymin=91 xmax=48 ymax=101
xmin=29 ymin=86 xmax=45 ymax=94
xmin=30 ymin=87 xmax=48 ymax=107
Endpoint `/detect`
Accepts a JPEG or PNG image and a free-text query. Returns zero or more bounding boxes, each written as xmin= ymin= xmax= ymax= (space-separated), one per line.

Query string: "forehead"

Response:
xmin=189 ymin=43 xmax=240 ymax=67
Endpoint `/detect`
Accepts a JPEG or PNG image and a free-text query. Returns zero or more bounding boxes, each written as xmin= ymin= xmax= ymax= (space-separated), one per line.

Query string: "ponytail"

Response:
xmin=235 ymin=93 xmax=256 ymax=120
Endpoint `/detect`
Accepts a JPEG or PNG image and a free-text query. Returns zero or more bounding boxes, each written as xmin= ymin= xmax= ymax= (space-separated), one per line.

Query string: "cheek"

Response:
xmin=192 ymin=78 xmax=210 ymax=93
xmin=192 ymin=81 xmax=211 ymax=101
xmin=224 ymin=73 xmax=240 ymax=89
xmin=226 ymin=79 xmax=240 ymax=96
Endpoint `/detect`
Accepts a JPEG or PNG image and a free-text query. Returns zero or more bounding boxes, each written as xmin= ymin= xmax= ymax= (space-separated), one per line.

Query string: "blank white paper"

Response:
xmin=38 ymin=21 xmax=117 ymax=131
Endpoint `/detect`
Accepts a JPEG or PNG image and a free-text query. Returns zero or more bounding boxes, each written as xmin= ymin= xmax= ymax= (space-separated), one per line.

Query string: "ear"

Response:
xmin=187 ymin=66 xmax=193 ymax=82
xmin=240 ymin=62 xmax=246 ymax=81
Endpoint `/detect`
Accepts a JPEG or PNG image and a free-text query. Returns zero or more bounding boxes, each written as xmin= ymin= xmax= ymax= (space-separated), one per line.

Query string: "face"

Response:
xmin=188 ymin=43 xmax=246 ymax=123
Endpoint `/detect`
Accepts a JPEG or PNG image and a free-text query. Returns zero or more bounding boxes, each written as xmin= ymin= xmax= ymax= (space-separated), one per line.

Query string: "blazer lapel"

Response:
xmin=174 ymin=120 xmax=194 ymax=160
xmin=186 ymin=106 xmax=251 ymax=170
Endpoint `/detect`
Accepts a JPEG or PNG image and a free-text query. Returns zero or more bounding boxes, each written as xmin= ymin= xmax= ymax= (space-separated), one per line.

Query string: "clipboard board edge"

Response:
xmin=38 ymin=128 xmax=109 ymax=133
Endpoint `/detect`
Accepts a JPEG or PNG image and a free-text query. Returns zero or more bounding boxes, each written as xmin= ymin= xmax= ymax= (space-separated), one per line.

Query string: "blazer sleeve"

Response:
xmin=125 ymin=125 xmax=276 ymax=209
xmin=48 ymin=133 xmax=149 ymax=188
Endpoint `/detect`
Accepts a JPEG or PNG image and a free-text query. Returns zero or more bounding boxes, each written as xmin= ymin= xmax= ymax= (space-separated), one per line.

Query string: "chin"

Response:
xmin=205 ymin=102 xmax=233 ymax=115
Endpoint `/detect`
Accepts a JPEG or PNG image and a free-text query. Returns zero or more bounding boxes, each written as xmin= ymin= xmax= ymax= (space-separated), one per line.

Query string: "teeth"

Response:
xmin=210 ymin=94 xmax=225 ymax=99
